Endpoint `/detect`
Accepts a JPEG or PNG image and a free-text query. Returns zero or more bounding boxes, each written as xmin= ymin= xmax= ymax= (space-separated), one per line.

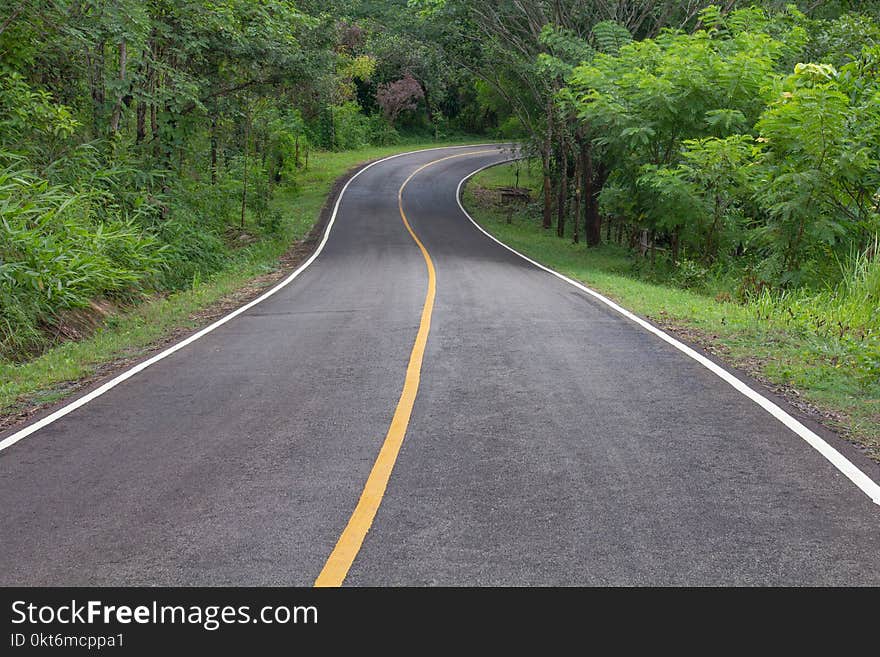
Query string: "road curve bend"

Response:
xmin=1 ymin=144 xmax=878 ymax=586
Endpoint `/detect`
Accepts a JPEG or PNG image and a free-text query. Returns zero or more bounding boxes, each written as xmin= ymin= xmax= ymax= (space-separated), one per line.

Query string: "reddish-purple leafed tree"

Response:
xmin=375 ymin=74 xmax=424 ymax=124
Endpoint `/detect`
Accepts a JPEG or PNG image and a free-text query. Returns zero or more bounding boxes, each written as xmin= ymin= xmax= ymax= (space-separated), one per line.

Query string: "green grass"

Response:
xmin=0 ymin=138 xmax=487 ymax=418
xmin=470 ymin=156 xmax=544 ymax=190
xmin=464 ymin=161 xmax=880 ymax=461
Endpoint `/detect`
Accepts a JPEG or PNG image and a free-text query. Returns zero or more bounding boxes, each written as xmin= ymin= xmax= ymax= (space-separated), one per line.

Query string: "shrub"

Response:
xmin=0 ymin=164 xmax=164 ymax=356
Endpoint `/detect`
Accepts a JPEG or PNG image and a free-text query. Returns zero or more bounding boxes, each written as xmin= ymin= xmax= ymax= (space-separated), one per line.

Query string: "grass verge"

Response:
xmin=464 ymin=161 xmax=880 ymax=463
xmin=0 ymin=139 xmax=486 ymax=430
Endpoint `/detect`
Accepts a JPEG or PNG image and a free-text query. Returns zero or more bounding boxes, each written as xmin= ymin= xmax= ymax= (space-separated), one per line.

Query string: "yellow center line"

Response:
xmin=314 ymin=149 xmax=496 ymax=587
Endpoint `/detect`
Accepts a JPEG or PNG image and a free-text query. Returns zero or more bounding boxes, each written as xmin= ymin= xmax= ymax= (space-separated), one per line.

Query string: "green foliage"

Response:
xmin=639 ymin=134 xmax=756 ymax=262
xmin=366 ymin=115 xmax=402 ymax=145
xmin=747 ymin=242 xmax=880 ymax=394
xmin=572 ymin=21 xmax=781 ymax=160
xmin=466 ymin=165 xmax=880 ymax=456
xmin=539 ymin=25 xmax=594 ymax=72
xmin=672 ymin=258 xmax=712 ymax=289
xmin=0 ymin=73 xmax=79 ymax=164
xmin=0 ymin=0 xmax=478 ymax=359
xmin=807 ymin=12 xmax=880 ymax=66
xmin=335 ymin=53 xmax=378 ymax=104
xmin=0 ymin=163 xmax=164 ymax=356
xmin=569 ymin=10 xmax=782 ymax=265
xmin=496 ymin=115 xmax=527 ymax=139
xmin=566 ymin=4 xmax=880 ymax=287
xmin=590 ymin=21 xmax=632 ymax=55
xmin=752 ymin=50 xmax=880 ymax=282
xmin=329 ymin=101 xmax=371 ymax=150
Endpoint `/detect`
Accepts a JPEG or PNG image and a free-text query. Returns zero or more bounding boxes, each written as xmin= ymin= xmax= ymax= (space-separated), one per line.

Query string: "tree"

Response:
xmin=376 ymin=74 xmax=425 ymax=123
xmin=567 ymin=5 xmax=792 ymax=257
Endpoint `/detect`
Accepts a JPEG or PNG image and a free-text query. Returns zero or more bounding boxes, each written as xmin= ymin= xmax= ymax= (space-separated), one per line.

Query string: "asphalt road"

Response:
xmin=1 ymin=145 xmax=878 ymax=586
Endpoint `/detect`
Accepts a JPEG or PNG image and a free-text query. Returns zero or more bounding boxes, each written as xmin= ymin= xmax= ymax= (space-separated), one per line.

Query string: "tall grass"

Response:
xmin=0 ymin=164 xmax=165 ymax=357
xmin=744 ymin=240 xmax=880 ymax=391
xmin=1 ymin=138 xmax=486 ymax=416
xmin=0 ymin=144 xmax=292 ymax=359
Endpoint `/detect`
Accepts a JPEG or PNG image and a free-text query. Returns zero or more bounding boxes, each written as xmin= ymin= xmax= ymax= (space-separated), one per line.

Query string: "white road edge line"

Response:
xmin=0 ymin=144 xmax=491 ymax=454
xmin=456 ymin=155 xmax=880 ymax=506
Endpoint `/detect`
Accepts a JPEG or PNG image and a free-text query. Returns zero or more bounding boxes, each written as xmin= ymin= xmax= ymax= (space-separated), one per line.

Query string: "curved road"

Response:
xmin=1 ymin=145 xmax=878 ymax=586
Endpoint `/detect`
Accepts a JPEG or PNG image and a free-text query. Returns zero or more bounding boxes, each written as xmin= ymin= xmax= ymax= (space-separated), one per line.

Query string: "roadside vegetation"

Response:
xmin=412 ymin=0 xmax=880 ymax=460
xmin=0 ymin=0 xmax=495 ymax=419
xmin=0 ymin=140 xmax=481 ymax=420
xmin=3 ymin=1 xmax=880 ymax=453
xmin=465 ymin=161 xmax=880 ymax=460
xmin=0 ymin=2 xmax=493 ymax=362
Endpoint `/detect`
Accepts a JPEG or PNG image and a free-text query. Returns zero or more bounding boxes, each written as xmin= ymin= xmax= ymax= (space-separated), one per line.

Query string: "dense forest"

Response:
xmin=0 ymin=0 xmax=486 ymax=357
xmin=424 ymin=1 xmax=880 ymax=287
xmin=2 ymin=0 xmax=879 ymax=362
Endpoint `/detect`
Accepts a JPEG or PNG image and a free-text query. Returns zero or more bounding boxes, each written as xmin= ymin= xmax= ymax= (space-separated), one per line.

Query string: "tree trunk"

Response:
xmin=210 ymin=115 xmax=218 ymax=185
xmin=241 ymin=111 xmax=250 ymax=230
xmin=556 ymin=141 xmax=567 ymax=238
xmin=418 ymin=79 xmax=435 ymax=138
xmin=136 ymin=101 xmax=146 ymax=144
xmin=86 ymin=40 xmax=106 ymax=130
xmin=582 ymin=141 xmax=598 ymax=246
xmin=705 ymin=194 xmax=722 ymax=263
xmin=150 ymin=37 xmax=160 ymax=158
xmin=542 ymin=99 xmax=553 ymax=230
xmin=584 ymin=143 xmax=604 ymax=247
xmin=572 ymin=141 xmax=581 ymax=244
xmin=542 ymin=160 xmax=552 ymax=229
xmin=151 ymin=101 xmax=159 ymax=156
xmin=163 ymin=100 xmax=176 ymax=167
xmin=586 ymin=193 xmax=602 ymax=247
xmin=329 ymin=106 xmax=335 ymax=150
xmin=109 ymin=40 xmax=127 ymax=134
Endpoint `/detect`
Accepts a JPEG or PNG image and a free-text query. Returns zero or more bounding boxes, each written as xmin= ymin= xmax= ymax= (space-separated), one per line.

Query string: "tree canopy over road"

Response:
xmin=2 ymin=1 xmax=879 ymax=363
xmin=419 ymin=1 xmax=880 ymax=286
xmin=2 ymin=1 xmax=880 ymax=589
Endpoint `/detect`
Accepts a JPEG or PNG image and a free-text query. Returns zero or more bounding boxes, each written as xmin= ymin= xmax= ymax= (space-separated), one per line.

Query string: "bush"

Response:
xmin=331 ymin=102 xmax=371 ymax=150
xmin=496 ymin=115 xmax=526 ymax=139
xmin=366 ymin=115 xmax=400 ymax=145
xmin=0 ymin=165 xmax=165 ymax=356
xmin=745 ymin=243 xmax=880 ymax=392
xmin=673 ymin=259 xmax=711 ymax=290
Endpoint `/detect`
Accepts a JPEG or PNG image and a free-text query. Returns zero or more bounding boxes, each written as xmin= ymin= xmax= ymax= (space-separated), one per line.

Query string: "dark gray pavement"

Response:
xmin=1 ymin=145 xmax=878 ymax=586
